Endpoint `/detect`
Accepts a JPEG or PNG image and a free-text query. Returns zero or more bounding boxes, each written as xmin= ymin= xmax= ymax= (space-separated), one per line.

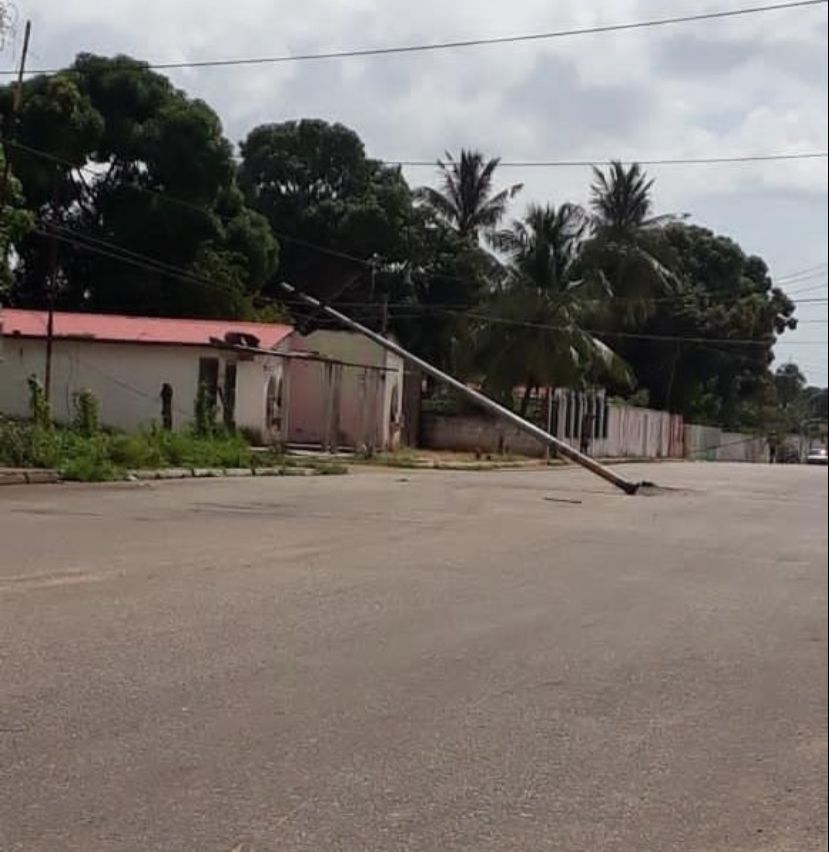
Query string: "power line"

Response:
xmin=29 ymin=218 xmax=829 ymax=320
xmin=28 ymin=221 xmax=823 ymax=350
xmin=776 ymin=262 xmax=828 ymax=282
xmin=8 ymin=140 xmax=829 ymax=331
xmin=783 ymin=280 xmax=828 ymax=296
xmin=4 ymin=0 xmax=825 ymax=75
xmin=433 ymin=308 xmax=825 ymax=346
xmin=8 ymin=139 xmax=825 ymax=186
xmin=19 ymin=222 xmax=825 ymax=371
xmin=31 ymin=226 xmax=232 ymax=296
xmin=46 ymin=222 xmax=217 ymax=284
xmin=6 ymin=139 xmax=381 ymax=270
xmin=393 ymin=152 xmax=829 ymax=168
xmin=8 ymin=139 xmax=829 ymax=303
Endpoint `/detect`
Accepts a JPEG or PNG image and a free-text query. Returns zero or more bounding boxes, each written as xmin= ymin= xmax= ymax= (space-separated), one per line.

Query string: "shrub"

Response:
xmin=72 ymin=388 xmax=100 ymax=437
xmin=193 ymin=383 xmax=217 ymax=438
xmin=27 ymin=376 xmax=51 ymax=429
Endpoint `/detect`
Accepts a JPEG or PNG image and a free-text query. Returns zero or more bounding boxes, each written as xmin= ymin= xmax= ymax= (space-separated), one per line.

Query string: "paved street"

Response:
xmin=1 ymin=462 xmax=826 ymax=851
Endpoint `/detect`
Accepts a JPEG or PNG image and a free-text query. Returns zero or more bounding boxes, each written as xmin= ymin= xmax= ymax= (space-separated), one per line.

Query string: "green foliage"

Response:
xmin=474 ymin=203 xmax=631 ymax=411
xmin=71 ymin=388 xmax=100 ymax=436
xmin=27 ymin=375 xmax=51 ymax=428
xmin=0 ymin=418 xmax=272 ymax=479
xmin=193 ymin=382 xmax=217 ymax=438
xmin=0 ymin=150 xmax=35 ymax=294
xmin=582 ymin=160 xmax=680 ymax=325
xmin=239 ymin=118 xmax=420 ymax=325
xmin=0 ymin=57 xmax=816 ymax=436
xmin=58 ymin=437 xmax=119 ymax=482
xmin=612 ymin=223 xmax=797 ymax=428
xmin=414 ymin=149 xmax=522 ymax=241
xmin=1 ymin=54 xmax=277 ymax=317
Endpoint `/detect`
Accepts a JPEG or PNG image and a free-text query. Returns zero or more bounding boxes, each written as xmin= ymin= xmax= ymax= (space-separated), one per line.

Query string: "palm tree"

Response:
xmin=584 ymin=161 xmax=681 ymax=320
xmin=475 ymin=202 xmax=632 ymax=415
xmin=415 ymin=149 xmax=523 ymax=241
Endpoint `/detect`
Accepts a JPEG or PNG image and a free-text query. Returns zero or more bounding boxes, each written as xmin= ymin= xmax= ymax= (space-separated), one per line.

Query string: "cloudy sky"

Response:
xmin=5 ymin=0 xmax=828 ymax=383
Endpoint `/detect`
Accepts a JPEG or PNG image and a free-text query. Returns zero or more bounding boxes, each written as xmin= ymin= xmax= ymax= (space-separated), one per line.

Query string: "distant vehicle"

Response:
xmin=805 ymin=447 xmax=828 ymax=466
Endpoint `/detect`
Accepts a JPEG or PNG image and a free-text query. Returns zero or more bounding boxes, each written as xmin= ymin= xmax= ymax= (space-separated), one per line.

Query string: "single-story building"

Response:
xmin=0 ymin=308 xmax=404 ymax=451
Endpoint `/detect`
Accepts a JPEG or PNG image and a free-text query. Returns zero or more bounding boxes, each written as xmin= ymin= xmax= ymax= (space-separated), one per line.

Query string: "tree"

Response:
xmin=239 ymin=119 xmax=415 ymax=313
xmin=474 ymin=202 xmax=631 ymax=414
xmin=415 ymin=149 xmax=522 ymax=242
xmin=392 ymin=207 xmax=496 ymax=375
xmin=0 ymin=148 xmax=33 ymax=295
xmin=1 ymin=54 xmax=277 ymax=318
xmin=583 ymin=160 xmax=678 ymax=321
xmin=774 ymin=362 xmax=806 ymax=412
xmin=617 ymin=223 xmax=797 ymax=427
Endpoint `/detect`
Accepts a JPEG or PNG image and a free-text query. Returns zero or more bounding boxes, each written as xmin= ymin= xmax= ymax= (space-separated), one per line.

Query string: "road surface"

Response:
xmin=1 ymin=463 xmax=826 ymax=851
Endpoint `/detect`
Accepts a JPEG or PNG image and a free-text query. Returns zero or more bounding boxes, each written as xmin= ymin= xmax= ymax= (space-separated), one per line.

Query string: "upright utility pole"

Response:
xmin=0 ymin=20 xmax=31 ymax=219
xmin=280 ymin=282 xmax=645 ymax=495
xmin=380 ymin=292 xmax=389 ymax=336
xmin=44 ymin=224 xmax=57 ymax=401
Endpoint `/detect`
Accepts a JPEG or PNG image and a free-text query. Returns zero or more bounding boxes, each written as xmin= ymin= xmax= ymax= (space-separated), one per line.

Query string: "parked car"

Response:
xmin=806 ymin=447 xmax=828 ymax=465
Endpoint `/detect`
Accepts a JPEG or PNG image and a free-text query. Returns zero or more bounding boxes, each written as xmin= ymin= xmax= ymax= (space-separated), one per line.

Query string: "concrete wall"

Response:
xmin=683 ymin=424 xmax=722 ymax=461
xmin=591 ymin=407 xmax=683 ymax=459
xmin=717 ymin=432 xmax=768 ymax=463
xmin=419 ymin=412 xmax=549 ymax=456
xmin=420 ymin=404 xmax=684 ymax=459
xmin=287 ymin=330 xmax=405 ymax=451
xmin=0 ymin=337 xmax=284 ymax=438
xmin=420 ymin=405 xmax=770 ymax=463
xmin=684 ymin=425 xmax=768 ymax=463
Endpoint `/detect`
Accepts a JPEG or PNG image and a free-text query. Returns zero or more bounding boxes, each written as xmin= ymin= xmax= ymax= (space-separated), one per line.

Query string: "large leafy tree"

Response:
xmin=0 ymin=54 xmax=277 ymax=317
xmin=415 ymin=149 xmax=522 ymax=242
xmin=619 ymin=223 xmax=797 ymax=426
xmin=239 ymin=119 xmax=415 ymax=313
xmin=772 ymin=363 xmax=827 ymax=435
xmin=0 ymin=149 xmax=34 ymax=295
xmin=474 ymin=203 xmax=631 ymax=413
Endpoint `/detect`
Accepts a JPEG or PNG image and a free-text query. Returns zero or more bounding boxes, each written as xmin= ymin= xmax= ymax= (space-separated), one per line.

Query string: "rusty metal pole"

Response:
xmin=280 ymin=282 xmax=644 ymax=494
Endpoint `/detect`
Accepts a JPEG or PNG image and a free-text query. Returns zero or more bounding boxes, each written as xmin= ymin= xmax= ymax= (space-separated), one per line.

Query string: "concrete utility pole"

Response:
xmin=0 ymin=20 xmax=31 ymax=221
xmin=280 ymin=282 xmax=645 ymax=495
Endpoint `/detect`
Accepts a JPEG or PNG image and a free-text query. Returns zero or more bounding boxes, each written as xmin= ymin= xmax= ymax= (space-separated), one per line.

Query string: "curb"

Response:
xmin=0 ymin=469 xmax=61 ymax=486
xmin=128 ymin=466 xmax=318 ymax=481
xmin=0 ymin=464 xmax=341 ymax=487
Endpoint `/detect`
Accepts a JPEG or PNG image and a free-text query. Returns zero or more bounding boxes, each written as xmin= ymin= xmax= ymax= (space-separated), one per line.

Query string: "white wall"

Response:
xmin=0 ymin=337 xmax=280 ymax=436
xmin=289 ymin=330 xmax=405 ymax=450
xmin=233 ymin=355 xmax=285 ymax=443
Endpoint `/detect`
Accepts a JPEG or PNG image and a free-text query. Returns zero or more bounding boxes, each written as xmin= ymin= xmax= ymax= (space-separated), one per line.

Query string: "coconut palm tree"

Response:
xmin=475 ymin=202 xmax=632 ymax=414
xmin=415 ymin=149 xmax=523 ymax=241
xmin=584 ymin=161 xmax=681 ymax=321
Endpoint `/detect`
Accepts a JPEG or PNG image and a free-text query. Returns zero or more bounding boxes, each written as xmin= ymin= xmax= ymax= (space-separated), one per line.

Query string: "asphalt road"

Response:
xmin=1 ymin=462 xmax=826 ymax=852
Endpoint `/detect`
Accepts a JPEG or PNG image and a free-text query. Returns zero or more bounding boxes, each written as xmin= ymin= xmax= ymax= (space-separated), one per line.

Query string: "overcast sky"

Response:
xmin=5 ymin=0 xmax=828 ymax=383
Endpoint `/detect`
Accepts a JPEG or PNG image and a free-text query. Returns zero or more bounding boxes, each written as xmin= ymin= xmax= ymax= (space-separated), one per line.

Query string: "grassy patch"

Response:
xmin=0 ymin=418 xmax=348 ymax=482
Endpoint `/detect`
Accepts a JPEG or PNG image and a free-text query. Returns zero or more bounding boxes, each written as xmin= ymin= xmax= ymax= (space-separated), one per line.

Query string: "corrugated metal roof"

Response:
xmin=0 ymin=309 xmax=294 ymax=350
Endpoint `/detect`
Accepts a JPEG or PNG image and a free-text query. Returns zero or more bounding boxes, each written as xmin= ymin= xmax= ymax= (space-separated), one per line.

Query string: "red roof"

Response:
xmin=0 ymin=309 xmax=293 ymax=350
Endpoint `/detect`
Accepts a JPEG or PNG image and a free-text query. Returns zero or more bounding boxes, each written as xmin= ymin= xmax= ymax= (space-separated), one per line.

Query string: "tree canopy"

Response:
xmin=239 ymin=119 xmax=413 ymax=306
xmin=414 ymin=150 xmax=522 ymax=242
xmin=0 ymin=53 xmax=821 ymax=433
xmin=1 ymin=54 xmax=277 ymax=318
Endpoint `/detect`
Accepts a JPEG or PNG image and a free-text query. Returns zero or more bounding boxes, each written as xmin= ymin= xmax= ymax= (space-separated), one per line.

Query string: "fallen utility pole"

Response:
xmin=280 ymin=282 xmax=644 ymax=495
